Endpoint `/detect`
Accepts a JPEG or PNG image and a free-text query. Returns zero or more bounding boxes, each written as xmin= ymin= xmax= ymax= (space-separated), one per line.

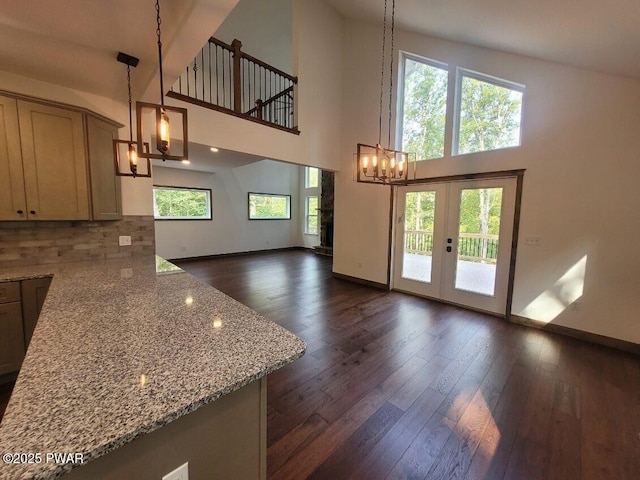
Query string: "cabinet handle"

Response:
xmin=17 ymin=210 xmax=24 ymax=214
xmin=30 ymin=210 xmax=36 ymax=215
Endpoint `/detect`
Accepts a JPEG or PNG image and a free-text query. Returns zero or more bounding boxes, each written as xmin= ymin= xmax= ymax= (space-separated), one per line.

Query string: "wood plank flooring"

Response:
xmin=181 ymin=251 xmax=636 ymax=479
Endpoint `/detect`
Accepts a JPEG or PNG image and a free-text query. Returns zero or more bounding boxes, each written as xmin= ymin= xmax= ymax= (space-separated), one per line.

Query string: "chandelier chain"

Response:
xmin=127 ymin=65 xmax=133 ymax=142
xmin=156 ymin=0 xmax=165 ymax=107
xmin=387 ymin=0 xmax=396 ymax=149
xmin=378 ymin=0 xmax=388 ymax=146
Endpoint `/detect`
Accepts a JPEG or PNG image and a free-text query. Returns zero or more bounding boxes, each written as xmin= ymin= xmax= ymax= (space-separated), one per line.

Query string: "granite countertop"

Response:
xmin=0 ymin=255 xmax=305 ymax=480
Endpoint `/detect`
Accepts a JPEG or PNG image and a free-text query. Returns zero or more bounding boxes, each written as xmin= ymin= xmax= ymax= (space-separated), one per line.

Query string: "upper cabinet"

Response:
xmin=0 ymin=92 xmax=123 ymax=222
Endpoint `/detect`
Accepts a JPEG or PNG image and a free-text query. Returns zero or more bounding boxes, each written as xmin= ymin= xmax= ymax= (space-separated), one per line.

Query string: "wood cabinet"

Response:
xmin=0 ymin=282 xmax=25 ymax=376
xmin=0 ymin=277 xmax=52 ymax=377
xmin=20 ymin=278 xmax=52 ymax=348
xmin=0 ymin=91 xmax=122 ymax=222
xmin=86 ymin=116 xmax=122 ymax=220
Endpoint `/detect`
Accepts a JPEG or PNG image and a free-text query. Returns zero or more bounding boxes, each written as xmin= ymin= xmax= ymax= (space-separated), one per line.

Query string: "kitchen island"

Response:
xmin=0 ymin=255 xmax=305 ymax=480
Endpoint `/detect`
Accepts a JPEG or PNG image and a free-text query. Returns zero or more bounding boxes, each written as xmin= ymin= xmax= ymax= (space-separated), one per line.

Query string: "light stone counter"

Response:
xmin=0 ymin=255 xmax=305 ymax=480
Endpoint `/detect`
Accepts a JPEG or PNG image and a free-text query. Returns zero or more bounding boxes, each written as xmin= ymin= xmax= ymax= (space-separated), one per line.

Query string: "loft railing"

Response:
xmin=167 ymin=37 xmax=299 ymax=134
xmin=404 ymin=231 xmax=499 ymax=263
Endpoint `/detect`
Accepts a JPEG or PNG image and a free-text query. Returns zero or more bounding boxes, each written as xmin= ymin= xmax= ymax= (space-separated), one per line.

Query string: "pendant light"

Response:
xmin=136 ymin=0 xmax=189 ymax=162
xmin=114 ymin=52 xmax=151 ymax=178
xmin=355 ymin=0 xmax=415 ymax=185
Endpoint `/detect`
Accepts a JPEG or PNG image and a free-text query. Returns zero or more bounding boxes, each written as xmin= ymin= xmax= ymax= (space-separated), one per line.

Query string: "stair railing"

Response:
xmin=168 ymin=37 xmax=299 ymax=134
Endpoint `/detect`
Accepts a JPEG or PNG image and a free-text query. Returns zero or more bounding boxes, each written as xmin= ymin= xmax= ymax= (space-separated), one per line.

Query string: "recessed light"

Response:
xmin=210 ymin=147 xmax=219 ymax=153
xmin=181 ymin=160 xmax=191 ymax=165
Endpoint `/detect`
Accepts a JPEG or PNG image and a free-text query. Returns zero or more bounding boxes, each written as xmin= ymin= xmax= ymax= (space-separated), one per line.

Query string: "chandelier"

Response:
xmin=355 ymin=0 xmax=415 ymax=185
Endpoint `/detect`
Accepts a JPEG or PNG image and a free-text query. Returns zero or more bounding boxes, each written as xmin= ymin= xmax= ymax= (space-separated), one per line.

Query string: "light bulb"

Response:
xmin=372 ymin=155 xmax=378 ymax=167
xmin=158 ymin=109 xmax=170 ymax=154
xmin=127 ymin=144 xmax=138 ymax=175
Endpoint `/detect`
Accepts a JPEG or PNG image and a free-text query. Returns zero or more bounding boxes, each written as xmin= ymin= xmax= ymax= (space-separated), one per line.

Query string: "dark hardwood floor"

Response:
xmin=176 ymin=250 xmax=640 ymax=479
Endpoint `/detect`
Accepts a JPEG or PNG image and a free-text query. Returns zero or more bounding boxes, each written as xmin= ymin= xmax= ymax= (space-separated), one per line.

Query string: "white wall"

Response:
xmin=154 ymin=159 xmax=301 ymax=259
xmin=214 ymin=0 xmax=292 ymax=73
xmin=333 ymin=20 xmax=640 ymax=344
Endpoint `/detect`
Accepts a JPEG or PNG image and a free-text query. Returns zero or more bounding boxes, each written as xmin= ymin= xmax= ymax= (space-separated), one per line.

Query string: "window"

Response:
xmin=305 ymin=167 xmax=319 ymax=188
xmin=248 ymin=193 xmax=291 ymax=220
xmin=153 ymin=186 xmax=212 ymax=220
xmin=305 ymin=196 xmax=319 ymax=234
xmin=399 ymin=54 xmax=448 ymax=160
xmin=454 ymin=70 xmax=524 ymax=155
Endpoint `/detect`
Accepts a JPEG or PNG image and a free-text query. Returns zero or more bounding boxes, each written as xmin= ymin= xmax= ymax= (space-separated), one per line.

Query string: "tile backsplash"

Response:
xmin=0 ymin=216 xmax=155 ymax=268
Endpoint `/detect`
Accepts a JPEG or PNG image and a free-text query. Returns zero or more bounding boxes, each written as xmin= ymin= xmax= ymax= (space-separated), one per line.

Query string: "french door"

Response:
xmin=392 ymin=177 xmax=516 ymax=315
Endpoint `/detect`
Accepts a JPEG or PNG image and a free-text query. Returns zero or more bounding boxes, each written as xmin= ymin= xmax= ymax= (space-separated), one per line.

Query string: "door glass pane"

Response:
xmin=455 ymin=188 xmax=502 ymax=295
xmin=402 ymin=191 xmax=436 ymax=283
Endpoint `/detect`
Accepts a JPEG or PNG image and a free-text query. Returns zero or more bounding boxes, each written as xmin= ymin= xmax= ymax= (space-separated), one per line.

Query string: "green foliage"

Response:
xmin=458 ymin=188 xmax=502 ymax=234
xmin=401 ymin=59 xmax=448 ymax=160
xmin=249 ymin=194 xmax=290 ymax=219
xmin=458 ymin=77 xmax=522 ymax=154
xmin=153 ymin=188 xmax=210 ymax=219
xmin=404 ymin=191 xmax=436 ymax=232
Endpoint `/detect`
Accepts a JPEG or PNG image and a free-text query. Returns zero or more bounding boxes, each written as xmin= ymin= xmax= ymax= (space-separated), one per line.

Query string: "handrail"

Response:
xmin=245 ymin=85 xmax=294 ymax=116
xmin=170 ymin=36 xmax=298 ymax=133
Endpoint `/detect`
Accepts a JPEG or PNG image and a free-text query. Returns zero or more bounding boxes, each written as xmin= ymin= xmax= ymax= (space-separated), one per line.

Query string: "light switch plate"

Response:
xmin=162 ymin=462 xmax=188 ymax=480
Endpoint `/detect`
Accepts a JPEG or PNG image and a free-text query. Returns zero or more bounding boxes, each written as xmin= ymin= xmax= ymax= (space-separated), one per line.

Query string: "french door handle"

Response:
xmin=447 ymin=238 xmax=453 ymax=244
xmin=446 ymin=246 xmax=452 ymax=252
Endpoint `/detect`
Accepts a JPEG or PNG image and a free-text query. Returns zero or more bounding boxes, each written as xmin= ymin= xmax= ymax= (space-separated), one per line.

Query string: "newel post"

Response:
xmin=231 ymin=39 xmax=242 ymax=113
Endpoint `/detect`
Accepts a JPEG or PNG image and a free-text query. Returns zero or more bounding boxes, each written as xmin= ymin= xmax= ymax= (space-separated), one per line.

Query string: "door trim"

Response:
xmin=388 ymin=169 xmax=525 ymax=318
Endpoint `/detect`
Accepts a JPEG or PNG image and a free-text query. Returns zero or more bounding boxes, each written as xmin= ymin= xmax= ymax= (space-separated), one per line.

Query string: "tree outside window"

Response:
xmin=305 ymin=196 xmax=318 ymax=234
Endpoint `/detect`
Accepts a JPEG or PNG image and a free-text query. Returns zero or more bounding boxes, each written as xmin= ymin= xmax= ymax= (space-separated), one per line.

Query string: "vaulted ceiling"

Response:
xmin=324 ymin=0 xmax=640 ymax=80
xmin=0 ymin=0 xmax=637 ymax=107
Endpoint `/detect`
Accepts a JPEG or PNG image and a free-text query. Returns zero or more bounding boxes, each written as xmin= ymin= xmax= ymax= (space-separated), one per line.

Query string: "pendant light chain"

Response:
xmin=127 ymin=65 xmax=134 ymax=142
xmin=156 ymin=0 xmax=165 ymax=108
xmin=378 ymin=0 xmax=388 ymax=146
xmin=387 ymin=0 xmax=396 ymax=149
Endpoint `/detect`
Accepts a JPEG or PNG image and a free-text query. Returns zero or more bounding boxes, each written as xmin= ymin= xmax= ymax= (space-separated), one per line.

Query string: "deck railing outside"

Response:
xmin=168 ymin=37 xmax=298 ymax=133
xmin=404 ymin=231 xmax=499 ymax=263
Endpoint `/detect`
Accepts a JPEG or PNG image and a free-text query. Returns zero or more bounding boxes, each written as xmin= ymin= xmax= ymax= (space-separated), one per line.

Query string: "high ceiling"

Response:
xmin=0 ymin=0 xmax=637 ymax=107
xmin=0 ymin=0 xmax=238 ymax=100
xmin=324 ymin=0 xmax=640 ymax=80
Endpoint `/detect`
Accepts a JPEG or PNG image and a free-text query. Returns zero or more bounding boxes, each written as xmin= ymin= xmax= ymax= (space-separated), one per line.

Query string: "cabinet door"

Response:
xmin=20 ymin=277 xmax=52 ymax=349
xmin=0 ymin=302 xmax=25 ymax=376
xmin=86 ymin=116 xmax=122 ymax=220
xmin=0 ymin=95 xmax=27 ymax=221
xmin=18 ymin=100 xmax=89 ymax=220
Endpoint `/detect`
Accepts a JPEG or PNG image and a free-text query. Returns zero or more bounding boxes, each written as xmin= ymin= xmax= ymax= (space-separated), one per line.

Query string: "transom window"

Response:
xmin=153 ymin=186 xmax=212 ymax=220
xmin=454 ymin=70 xmax=524 ymax=155
xmin=248 ymin=193 xmax=291 ymax=220
xmin=305 ymin=167 xmax=319 ymax=188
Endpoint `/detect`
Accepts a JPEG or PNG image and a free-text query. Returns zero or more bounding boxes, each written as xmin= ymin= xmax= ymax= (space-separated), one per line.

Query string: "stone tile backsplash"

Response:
xmin=0 ymin=216 xmax=155 ymax=268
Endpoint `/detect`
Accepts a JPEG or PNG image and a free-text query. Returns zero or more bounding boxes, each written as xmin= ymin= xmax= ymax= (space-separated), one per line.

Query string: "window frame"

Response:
xmin=152 ymin=185 xmax=212 ymax=221
xmin=305 ymin=196 xmax=319 ymax=235
xmin=304 ymin=167 xmax=319 ymax=188
xmin=248 ymin=192 xmax=292 ymax=220
xmin=396 ymin=51 xmax=450 ymax=157
xmin=452 ymin=68 xmax=525 ymax=156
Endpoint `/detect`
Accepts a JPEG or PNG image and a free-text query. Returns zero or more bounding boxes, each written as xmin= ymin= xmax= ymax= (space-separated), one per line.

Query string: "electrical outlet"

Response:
xmin=162 ymin=462 xmax=188 ymax=480
xmin=118 ymin=235 xmax=132 ymax=246
xmin=524 ymin=235 xmax=541 ymax=246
